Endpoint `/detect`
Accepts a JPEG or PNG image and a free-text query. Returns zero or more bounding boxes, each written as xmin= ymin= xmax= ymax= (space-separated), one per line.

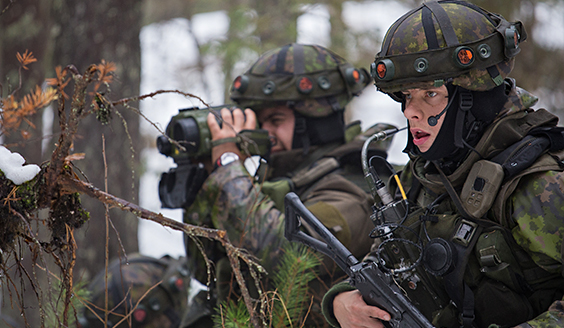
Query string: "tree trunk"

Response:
xmin=1 ymin=1 xmax=57 ymax=326
xmin=51 ymin=0 xmax=142 ymax=281
xmin=0 ymin=0 xmax=54 ymax=163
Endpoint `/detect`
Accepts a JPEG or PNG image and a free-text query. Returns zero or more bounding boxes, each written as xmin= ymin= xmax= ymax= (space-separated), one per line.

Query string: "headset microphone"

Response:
xmin=427 ymin=107 xmax=447 ymax=126
xmin=427 ymin=85 xmax=459 ymax=127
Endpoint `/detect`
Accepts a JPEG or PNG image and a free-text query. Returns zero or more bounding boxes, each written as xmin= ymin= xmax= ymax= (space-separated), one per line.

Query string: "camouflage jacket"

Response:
xmin=322 ymin=80 xmax=564 ymax=328
xmin=184 ymin=128 xmax=391 ymax=322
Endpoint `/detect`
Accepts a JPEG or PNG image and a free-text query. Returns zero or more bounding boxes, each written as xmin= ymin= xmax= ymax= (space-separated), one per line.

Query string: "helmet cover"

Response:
xmin=372 ymin=0 xmax=527 ymax=99
xmin=79 ymin=254 xmax=190 ymax=328
xmin=231 ymin=43 xmax=371 ymax=117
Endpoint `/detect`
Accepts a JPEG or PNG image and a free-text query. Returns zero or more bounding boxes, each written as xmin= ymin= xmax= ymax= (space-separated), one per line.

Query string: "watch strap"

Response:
xmin=211 ymin=137 xmax=239 ymax=148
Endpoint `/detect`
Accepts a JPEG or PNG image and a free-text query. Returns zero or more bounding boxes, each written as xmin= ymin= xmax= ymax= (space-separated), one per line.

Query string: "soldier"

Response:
xmin=79 ymin=253 xmax=191 ymax=328
xmin=183 ymin=43 xmax=395 ymax=326
xmin=322 ymin=1 xmax=564 ymax=327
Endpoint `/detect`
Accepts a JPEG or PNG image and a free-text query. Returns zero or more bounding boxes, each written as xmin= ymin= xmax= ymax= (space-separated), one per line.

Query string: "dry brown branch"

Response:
xmin=1 ymin=59 xmax=267 ymax=327
xmin=45 ymin=64 xmax=94 ymax=201
xmin=0 ymin=0 xmax=16 ymax=16
xmin=58 ymin=174 xmax=264 ymax=327
xmin=102 ymin=134 xmax=111 ymax=326
xmin=109 ymin=89 xmax=211 ymax=153
xmin=111 ymin=89 xmax=210 ymax=108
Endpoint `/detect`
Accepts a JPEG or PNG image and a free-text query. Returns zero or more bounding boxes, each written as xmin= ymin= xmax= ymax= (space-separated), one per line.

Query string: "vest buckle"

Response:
xmin=452 ymin=219 xmax=478 ymax=247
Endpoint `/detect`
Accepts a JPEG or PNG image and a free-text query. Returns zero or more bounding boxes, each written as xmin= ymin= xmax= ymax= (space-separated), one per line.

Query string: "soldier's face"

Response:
xmin=258 ymin=105 xmax=295 ymax=152
xmin=402 ymin=86 xmax=449 ymax=153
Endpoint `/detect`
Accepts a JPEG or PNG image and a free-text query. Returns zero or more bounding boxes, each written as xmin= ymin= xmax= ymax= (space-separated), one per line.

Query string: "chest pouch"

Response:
xmin=474 ymin=228 xmax=528 ymax=293
xmin=422 ymin=219 xmax=480 ymax=277
xmin=261 ymin=157 xmax=341 ymax=211
xmin=386 ymin=212 xmax=477 ymax=327
xmin=460 ymin=160 xmax=504 ymax=219
xmin=423 ymin=237 xmax=458 ymax=276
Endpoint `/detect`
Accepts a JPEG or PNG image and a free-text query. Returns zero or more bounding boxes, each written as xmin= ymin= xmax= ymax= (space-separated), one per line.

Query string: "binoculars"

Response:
xmin=157 ymin=106 xmax=271 ymax=160
xmin=157 ymin=106 xmax=271 ymax=209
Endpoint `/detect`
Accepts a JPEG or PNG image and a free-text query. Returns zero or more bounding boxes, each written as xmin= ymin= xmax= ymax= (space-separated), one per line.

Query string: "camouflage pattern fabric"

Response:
xmin=80 ymin=254 xmax=190 ymax=328
xmin=322 ymin=81 xmax=564 ymax=327
xmin=385 ymin=3 xmax=496 ymax=56
xmin=373 ymin=0 xmax=524 ymax=95
xmin=186 ymin=152 xmax=375 ymax=272
xmin=511 ymin=169 xmax=564 ymax=273
xmin=231 ymin=43 xmax=370 ymax=117
xmin=403 ymin=83 xmax=564 ymax=326
xmin=187 ymin=161 xmax=287 ymax=267
xmin=184 ymin=139 xmax=378 ymax=326
xmin=514 ymin=300 xmax=564 ymax=328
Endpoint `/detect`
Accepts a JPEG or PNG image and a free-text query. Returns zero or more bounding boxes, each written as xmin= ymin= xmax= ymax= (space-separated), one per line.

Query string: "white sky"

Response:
xmin=532 ymin=2 xmax=564 ymax=50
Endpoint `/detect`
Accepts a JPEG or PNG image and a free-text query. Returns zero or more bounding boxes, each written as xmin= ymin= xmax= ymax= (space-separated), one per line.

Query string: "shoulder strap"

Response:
xmin=290 ymin=157 xmax=340 ymax=189
xmin=488 ymin=126 xmax=564 ymax=225
xmin=491 ymin=148 xmax=564 ymax=226
xmin=491 ymin=135 xmax=551 ymax=182
xmin=262 ymin=156 xmax=341 ymax=211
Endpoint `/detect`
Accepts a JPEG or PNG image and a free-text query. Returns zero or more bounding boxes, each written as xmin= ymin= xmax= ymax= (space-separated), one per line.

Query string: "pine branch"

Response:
xmin=271 ymin=245 xmax=319 ymax=327
xmin=212 ymin=244 xmax=321 ymax=328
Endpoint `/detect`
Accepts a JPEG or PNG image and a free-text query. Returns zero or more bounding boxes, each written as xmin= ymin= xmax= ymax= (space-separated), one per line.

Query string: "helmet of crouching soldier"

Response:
xmin=371 ymin=0 xmax=527 ymax=162
xmin=79 ymin=254 xmax=190 ymax=328
xmin=230 ymin=43 xmax=371 ymax=152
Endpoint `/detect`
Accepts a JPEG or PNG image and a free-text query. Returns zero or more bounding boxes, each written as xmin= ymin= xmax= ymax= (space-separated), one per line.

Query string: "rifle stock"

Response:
xmin=284 ymin=192 xmax=434 ymax=328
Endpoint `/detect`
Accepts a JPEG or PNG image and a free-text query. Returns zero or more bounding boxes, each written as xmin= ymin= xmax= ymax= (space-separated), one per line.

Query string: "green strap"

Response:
xmin=211 ymin=137 xmax=238 ymax=148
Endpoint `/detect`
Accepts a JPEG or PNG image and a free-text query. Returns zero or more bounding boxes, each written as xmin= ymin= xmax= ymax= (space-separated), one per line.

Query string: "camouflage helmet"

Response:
xmin=230 ymin=43 xmax=371 ymax=117
xmin=79 ymin=254 xmax=190 ymax=328
xmin=372 ymin=0 xmax=527 ymax=99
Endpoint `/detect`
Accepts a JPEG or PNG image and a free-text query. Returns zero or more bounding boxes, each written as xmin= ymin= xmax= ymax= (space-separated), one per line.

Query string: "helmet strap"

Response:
xmin=486 ymin=65 xmax=505 ymax=86
xmin=454 ymin=90 xmax=473 ymax=149
xmin=327 ymin=95 xmax=341 ymax=112
xmin=292 ymin=113 xmax=311 ymax=155
xmin=275 ymin=44 xmax=291 ymax=73
xmin=423 ymin=1 xmax=460 ymax=47
xmin=422 ymin=5 xmax=440 ymax=49
xmin=291 ymin=111 xmax=345 ymax=155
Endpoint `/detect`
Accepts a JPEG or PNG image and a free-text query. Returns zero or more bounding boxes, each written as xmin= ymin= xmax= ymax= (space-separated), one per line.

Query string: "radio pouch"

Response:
xmin=460 ymin=160 xmax=504 ymax=219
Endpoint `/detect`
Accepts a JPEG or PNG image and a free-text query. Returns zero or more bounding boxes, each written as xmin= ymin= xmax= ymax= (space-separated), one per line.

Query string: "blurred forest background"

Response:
xmin=1 ymin=0 xmax=563 ymax=326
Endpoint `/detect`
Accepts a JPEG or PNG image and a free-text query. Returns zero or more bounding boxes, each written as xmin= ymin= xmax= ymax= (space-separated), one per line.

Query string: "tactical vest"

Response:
xmin=379 ymin=109 xmax=564 ymax=328
xmin=260 ymin=121 xmax=393 ymax=241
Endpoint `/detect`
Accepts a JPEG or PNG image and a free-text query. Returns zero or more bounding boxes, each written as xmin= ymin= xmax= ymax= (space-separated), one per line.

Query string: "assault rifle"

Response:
xmin=284 ymin=192 xmax=434 ymax=328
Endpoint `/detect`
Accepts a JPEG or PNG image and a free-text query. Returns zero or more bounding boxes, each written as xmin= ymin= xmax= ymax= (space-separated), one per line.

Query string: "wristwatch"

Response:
xmin=216 ymin=152 xmax=240 ymax=168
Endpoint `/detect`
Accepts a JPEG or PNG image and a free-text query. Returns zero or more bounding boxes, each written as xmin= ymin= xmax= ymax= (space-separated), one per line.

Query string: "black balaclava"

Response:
xmin=291 ymin=110 xmax=345 ymax=153
xmin=403 ymin=83 xmax=508 ymax=173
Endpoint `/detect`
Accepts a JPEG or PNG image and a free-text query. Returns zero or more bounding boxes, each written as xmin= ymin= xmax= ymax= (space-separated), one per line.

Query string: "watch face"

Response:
xmin=220 ymin=152 xmax=239 ymax=166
